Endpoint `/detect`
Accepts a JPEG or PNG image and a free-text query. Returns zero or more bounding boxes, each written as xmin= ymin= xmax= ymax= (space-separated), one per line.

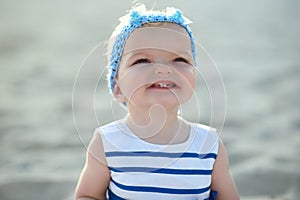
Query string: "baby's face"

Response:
xmin=114 ymin=23 xmax=196 ymax=109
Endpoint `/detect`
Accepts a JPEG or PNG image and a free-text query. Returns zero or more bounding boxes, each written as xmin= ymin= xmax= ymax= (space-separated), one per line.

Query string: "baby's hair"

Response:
xmin=105 ymin=4 xmax=196 ymax=93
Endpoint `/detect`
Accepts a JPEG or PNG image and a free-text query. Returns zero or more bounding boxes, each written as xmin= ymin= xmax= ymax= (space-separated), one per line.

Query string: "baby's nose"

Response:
xmin=154 ymin=63 xmax=172 ymax=75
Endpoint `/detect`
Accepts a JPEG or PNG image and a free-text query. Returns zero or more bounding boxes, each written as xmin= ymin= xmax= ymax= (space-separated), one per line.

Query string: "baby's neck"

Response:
xmin=125 ymin=105 xmax=189 ymax=145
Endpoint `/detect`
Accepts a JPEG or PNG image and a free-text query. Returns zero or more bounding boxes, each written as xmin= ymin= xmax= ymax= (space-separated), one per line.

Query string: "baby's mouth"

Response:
xmin=149 ymin=82 xmax=177 ymax=89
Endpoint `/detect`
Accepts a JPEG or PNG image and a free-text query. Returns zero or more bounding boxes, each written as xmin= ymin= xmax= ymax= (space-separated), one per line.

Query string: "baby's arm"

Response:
xmin=211 ymin=139 xmax=240 ymax=200
xmin=75 ymin=130 xmax=110 ymax=200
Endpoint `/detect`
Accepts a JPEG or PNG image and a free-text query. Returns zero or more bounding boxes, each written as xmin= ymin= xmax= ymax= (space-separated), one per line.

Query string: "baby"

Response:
xmin=75 ymin=4 xmax=239 ymax=200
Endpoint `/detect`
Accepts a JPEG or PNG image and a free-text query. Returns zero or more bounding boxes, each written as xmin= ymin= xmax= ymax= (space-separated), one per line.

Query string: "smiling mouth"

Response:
xmin=149 ymin=82 xmax=177 ymax=89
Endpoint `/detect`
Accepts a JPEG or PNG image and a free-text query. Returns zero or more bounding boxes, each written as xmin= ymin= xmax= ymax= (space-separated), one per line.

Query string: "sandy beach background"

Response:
xmin=0 ymin=0 xmax=299 ymax=199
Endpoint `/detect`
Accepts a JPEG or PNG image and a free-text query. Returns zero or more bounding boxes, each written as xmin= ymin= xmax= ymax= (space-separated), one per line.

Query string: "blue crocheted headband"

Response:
xmin=107 ymin=4 xmax=196 ymax=93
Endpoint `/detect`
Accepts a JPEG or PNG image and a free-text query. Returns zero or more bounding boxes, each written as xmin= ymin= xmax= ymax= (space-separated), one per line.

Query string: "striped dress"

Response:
xmin=98 ymin=119 xmax=219 ymax=200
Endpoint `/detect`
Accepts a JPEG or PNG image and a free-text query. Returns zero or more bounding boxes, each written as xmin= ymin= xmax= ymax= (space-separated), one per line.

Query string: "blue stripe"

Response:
xmin=108 ymin=186 xmax=216 ymax=200
xmin=107 ymin=189 xmax=126 ymax=200
xmin=105 ymin=151 xmax=217 ymax=159
xmin=111 ymin=178 xmax=210 ymax=194
xmin=109 ymin=167 xmax=212 ymax=175
xmin=209 ymin=190 xmax=218 ymax=200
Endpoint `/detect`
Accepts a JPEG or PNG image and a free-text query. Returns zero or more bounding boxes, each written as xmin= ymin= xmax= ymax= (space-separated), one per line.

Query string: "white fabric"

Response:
xmin=98 ymin=118 xmax=219 ymax=200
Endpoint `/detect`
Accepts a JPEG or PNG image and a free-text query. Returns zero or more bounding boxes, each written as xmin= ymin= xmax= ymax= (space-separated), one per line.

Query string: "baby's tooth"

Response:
xmin=157 ymin=83 xmax=165 ymax=87
xmin=155 ymin=83 xmax=174 ymax=88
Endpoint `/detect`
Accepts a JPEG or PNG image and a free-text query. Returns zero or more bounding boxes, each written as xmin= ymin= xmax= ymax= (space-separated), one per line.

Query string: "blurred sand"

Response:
xmin=0 ymin=0 xmax=299 ymax=199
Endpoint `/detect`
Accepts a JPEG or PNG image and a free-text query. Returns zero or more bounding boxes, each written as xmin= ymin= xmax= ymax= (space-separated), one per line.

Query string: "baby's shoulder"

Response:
xmin=188 ymin=122 xmax=219 ymax=153
xmin=189 ymin=122 xmax=218 ymax=137
xmin=96 ymin=120 xmax=121 ymax=135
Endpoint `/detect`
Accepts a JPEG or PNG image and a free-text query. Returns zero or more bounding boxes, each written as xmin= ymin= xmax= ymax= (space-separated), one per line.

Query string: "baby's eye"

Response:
xmin=131 ymin=58 xmax=151 ymax=65
xmin=173 ymin=57 xmax=189 ymax=63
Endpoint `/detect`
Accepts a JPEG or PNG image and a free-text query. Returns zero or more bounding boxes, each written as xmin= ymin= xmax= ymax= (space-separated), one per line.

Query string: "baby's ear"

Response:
xmin=113 ymin=81 xmax=126 ymax=103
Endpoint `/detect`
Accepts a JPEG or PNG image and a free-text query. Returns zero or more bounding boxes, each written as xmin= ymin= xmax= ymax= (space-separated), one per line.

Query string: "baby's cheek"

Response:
xmin=181 ymin=69 xmax=197 ymax=98
xmin=178 ymin=67 xmax=196 ymax=86
xmin=118 ymin=73 xmax=146 ymax=99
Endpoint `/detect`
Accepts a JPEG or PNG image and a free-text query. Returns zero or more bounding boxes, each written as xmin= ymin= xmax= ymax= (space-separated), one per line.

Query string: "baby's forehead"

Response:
xmin=123 ymin=24 xmax=192 ymax=56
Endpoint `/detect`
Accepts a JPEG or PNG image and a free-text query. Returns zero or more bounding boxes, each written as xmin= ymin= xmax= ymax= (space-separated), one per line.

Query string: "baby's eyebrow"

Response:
xmin=176 ymin=51 xmax=193 ymax=57
xmin=123 ymin=48 xmax=192 ymax=58
xmin=121 ymin=52 xmax=149 ymax=64
xmin=122 ymin=50 xmax=146 ymax=57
